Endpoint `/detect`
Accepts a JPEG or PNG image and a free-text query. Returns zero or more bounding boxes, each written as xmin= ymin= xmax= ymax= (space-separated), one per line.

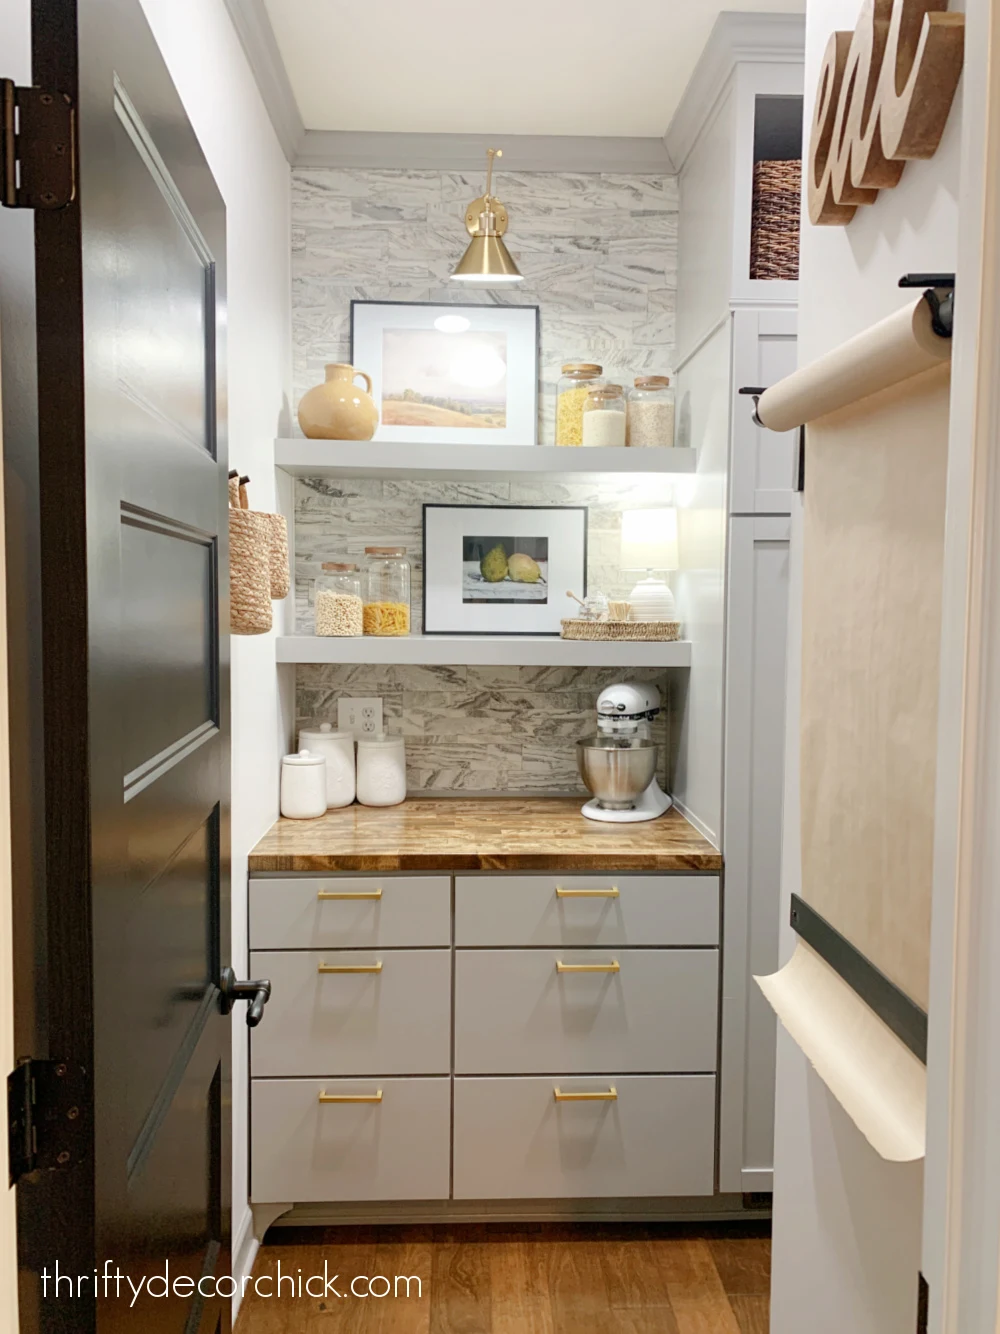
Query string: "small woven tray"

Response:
xmin=561 ymin=618 xmax=681 ymax=642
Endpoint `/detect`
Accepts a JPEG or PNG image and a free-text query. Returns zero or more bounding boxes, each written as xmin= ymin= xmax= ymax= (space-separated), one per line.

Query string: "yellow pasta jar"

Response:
xmin=556 ymin=362 xmax=604 ymax=446
xmin=363 ymin=546 xmax=411 ymax=636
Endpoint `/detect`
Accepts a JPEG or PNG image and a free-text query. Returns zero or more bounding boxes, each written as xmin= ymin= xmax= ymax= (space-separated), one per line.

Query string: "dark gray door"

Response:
xmin=3 ymin=0 xmax=232 ymax=1330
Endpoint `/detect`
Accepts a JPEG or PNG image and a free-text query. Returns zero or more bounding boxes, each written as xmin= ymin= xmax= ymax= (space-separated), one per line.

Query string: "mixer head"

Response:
xmin=595 ymin=682 xmax=662 ymax=737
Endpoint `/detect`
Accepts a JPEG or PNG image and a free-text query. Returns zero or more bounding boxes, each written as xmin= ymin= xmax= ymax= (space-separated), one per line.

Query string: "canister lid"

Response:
xmin=634 ymin=375 xmax=671 ymax=388
xmin=365 ymin=546 xmax=406 ymax=557
xmin=298 ymin=726 xmax=351 ymax=742
xmin=282 ymin=748 xmax=326 ymax=765
xmin=561 ymin=362 xmax=603 ymax=377
xmin=321 ymin=561 xmax=359 ymax=572
xmin=357 ymin=732 xmax=404 ymax=748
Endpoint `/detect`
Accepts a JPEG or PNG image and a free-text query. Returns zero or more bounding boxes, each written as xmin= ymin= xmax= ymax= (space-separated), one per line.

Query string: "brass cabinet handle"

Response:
xmin=555 ymin=959 xmax=620 ymax=974
xmin=317 ymin=961 xmax=383 ymax=974
xmin=319 ymin=1089 xmax=383 ymax=1104
xmin=317 ymin=889 xmax=383 ymax=900
xmin=555 ymin=887 xmax=619 ymax=898
xmin=554 ymin=1087 xmax=618 ymax=1102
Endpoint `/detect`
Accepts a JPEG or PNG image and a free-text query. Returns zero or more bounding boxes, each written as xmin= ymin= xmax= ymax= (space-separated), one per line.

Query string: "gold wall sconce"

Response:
xmin=450 ymin=147 xmax=523 ymax=286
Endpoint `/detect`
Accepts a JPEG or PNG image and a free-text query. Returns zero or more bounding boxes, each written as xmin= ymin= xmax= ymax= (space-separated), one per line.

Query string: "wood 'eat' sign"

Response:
xmin=809 ymin=0 xmax=964 ymax=226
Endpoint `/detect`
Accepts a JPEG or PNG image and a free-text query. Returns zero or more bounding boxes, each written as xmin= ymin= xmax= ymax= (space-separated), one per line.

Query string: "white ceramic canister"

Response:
xmin=356 ymin=733 xmax=406 ymax=807
xmin=299 ymin=723 xmax=356 ymax=808
xmin=280 ymin=749 xmax=327 ymax=819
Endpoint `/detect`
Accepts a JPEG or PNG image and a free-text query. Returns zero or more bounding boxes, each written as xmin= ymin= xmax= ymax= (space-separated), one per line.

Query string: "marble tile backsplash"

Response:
xmin=291 ymin=166 xmax=678 ymax=794
xmin=292 ymin=168 xmax=678 ymax=443
xmin=297 ymin=662 xmax=670 ymax=796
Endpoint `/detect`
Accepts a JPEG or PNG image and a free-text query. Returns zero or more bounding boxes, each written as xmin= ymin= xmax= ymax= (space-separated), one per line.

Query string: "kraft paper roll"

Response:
xmin=756 ymin=296 xmax=951 ymax=433
xmin=756 ymin=945 xmax=926 ymax=1162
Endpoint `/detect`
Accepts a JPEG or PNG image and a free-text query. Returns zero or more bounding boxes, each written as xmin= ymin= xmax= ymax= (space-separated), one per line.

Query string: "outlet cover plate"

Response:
xmin=337 ymin=697 xmax=383 ymax=738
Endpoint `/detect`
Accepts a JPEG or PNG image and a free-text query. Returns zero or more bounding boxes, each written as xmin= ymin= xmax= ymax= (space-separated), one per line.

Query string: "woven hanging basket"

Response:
xmin=750 ymin=160 xmax=801 ymax=282
xmin=230 ymin=481 xmax=272 ymax=636
xmin=266 ymin=512 xmax=290 ymax=600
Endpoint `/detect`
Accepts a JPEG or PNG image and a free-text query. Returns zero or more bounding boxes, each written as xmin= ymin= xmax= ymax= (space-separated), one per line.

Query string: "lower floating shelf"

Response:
xmin=276 ymin=635 xmax=692 ymax=668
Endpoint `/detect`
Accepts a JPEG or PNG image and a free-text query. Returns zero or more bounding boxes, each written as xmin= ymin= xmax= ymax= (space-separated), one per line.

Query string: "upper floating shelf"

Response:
xmin=277 ymin=635 xmax=692 ymax=669
xmin=274 ymin=439 xmax=696 ymax=481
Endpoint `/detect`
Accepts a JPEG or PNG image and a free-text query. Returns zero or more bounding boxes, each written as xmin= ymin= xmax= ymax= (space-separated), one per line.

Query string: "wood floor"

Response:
xmin=235 ymin=1221 xmax=771 ymax=1333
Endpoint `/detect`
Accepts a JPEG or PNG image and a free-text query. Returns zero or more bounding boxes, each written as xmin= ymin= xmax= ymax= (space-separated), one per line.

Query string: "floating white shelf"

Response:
xmin=277 ymin=635 xmax=692 ymax=669
xmin=275 ymin=439 xmax=696 ymax=481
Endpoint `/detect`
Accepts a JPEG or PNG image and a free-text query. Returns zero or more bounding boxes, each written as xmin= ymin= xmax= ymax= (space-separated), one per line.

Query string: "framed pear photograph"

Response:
xmin=350 ymin=300 xmax=540 ymax=446
xmin=423 ymin=504 xmax=588 ymax=635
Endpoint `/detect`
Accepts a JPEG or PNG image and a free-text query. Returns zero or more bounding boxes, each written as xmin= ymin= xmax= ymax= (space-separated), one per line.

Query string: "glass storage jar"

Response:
xmin=556 ymin=363 xmax=604 ymax=446
xmin=363 ymin=546 xmax=411 ymax=636
xmin=581 ymin=384 xmax=627 ymax=447
xmin=627 ymin=375 xmax=675 ymax=448
xmin=314 ymin=562 xmax=363 ymax=636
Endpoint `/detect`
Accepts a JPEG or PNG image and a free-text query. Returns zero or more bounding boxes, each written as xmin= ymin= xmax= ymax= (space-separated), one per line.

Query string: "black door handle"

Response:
xmin=219 ymin=966 xmax=272 ymax=1027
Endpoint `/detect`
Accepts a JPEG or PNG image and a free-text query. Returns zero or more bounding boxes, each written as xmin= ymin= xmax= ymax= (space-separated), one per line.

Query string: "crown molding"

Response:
xmin=223 ymin=0 xmax=304 ymax=161
xmin=294 ymin=131 xmax=675 ymax=174
xmin=665 ymin=11 xmax=806 ymax=172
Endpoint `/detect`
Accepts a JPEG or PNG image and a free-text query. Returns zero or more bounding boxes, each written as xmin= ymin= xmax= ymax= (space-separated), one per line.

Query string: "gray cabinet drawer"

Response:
xmin=250 ymin=876 xmax=451 ymax=949
xmin=250 ymin=949 xmax=451 ymax=1076
xmin=453 ymin=1075 xmax=716 ymax=1199
xmin=252 ymin=1077 xmax=451 ymax=1203
xmin=454 ymin=874 xmax=718 ymax=947
xmin=454 ymin=949 xmax=718 ymax=1074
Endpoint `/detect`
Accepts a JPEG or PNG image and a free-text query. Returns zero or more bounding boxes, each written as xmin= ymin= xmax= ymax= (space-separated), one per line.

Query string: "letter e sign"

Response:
xmin=808 ymin=0 xmax=964 ymax=226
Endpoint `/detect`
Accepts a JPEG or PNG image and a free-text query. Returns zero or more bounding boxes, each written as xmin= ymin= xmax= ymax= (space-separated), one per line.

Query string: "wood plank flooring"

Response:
xmin=235 ymin=1222 xmax=770 ymax=1333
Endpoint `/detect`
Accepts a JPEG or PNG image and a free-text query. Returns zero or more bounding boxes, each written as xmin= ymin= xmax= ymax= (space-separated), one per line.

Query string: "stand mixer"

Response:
xmin=576 ymin=682 xmax=673 ymax=823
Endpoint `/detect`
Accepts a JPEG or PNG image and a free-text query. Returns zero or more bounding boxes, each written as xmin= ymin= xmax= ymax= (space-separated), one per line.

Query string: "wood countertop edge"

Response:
xmin=247 ymin=852 xmax=723 ymax=873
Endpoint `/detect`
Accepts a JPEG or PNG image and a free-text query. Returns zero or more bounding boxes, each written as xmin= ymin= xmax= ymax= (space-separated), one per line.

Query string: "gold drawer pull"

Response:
xmin=317 ymin=961 xmax=383 ymax=974
xmin=554 ymin=1087 xmax=618 ymax=1102
xmin=555 ymin=887 xmax=619 ymax=898
xmin=317 ymin=889 xmax=383 ymax=900
xmin=319 ymin=1089 xmax=383 ymax=1104
xmin=555 ymin=959 xmax=620 ymax=974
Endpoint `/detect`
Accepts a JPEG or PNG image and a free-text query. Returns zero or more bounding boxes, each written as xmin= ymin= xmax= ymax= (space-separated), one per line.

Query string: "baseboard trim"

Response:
xmin=265 ymin=1194 xmax=768 ymax=1229
xmin=231 ymin=1210 xmax=260 ymax=1324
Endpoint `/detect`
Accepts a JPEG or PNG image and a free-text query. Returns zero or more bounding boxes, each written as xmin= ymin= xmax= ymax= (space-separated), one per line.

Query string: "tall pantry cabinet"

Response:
xmin=667 ymin=12 xmax=804 ymax=1196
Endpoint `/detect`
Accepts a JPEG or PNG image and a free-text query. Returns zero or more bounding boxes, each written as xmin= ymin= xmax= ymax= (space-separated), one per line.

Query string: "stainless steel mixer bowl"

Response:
xmin=576 ymin=737 xmax=658 ymax=810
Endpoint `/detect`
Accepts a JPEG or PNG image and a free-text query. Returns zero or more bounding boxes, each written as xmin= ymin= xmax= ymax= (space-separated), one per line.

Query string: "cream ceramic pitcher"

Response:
xmin=297 ymin=362 xmax=379 ymax=440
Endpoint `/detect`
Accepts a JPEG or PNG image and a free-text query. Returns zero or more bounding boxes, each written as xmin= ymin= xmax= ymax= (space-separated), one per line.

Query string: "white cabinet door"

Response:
xmin=719 ymin=515 xmax=791 ymax=1193
xmin=730 ymin=309 xmax=798 ymax=515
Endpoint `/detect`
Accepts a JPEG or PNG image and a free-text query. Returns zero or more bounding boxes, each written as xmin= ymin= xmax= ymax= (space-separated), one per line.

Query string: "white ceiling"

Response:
xmin=263 ymin=0 xmax=806 ymax=139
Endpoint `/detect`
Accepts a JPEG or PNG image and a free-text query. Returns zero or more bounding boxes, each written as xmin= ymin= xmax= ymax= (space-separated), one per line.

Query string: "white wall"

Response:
xmin=769 ymin=1 xmax=962 ymax=1329
xmin=137 ymin=0 xmax=292 ymax=1302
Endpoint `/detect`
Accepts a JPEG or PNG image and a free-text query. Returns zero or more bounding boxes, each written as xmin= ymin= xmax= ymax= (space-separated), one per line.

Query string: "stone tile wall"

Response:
xmin=291 ymin=167 xmax=678 ymax=794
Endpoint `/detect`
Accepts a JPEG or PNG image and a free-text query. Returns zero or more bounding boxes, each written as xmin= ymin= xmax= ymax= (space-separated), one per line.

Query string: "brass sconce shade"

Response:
xmin=450 ymin=147 xmax=523 ymax=285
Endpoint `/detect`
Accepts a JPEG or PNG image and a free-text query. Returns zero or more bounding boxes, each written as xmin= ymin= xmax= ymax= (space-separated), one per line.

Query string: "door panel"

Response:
xmin=730 ymin=309 xmax=798 ymax=514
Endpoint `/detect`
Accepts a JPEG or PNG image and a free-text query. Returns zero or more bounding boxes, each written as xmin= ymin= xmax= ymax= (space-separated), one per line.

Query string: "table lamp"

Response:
xmin=620 ymin=507 xmax=680 ymax=622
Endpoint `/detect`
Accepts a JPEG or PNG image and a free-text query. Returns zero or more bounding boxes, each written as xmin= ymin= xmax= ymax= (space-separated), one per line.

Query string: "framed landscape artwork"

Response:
xmin=350 ymin=301 xmax=539 ymax=446
xmin=423 ymin=504 xmax=588 ymax=635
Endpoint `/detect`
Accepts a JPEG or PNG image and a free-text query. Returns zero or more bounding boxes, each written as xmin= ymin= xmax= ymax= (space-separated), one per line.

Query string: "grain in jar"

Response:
xmin=581 ymin=384 xmax=626 ymax=447
xmin=556 ymin=363 xmax=603 ymax=446
xmin=314 ymin=562 xmax=363 ymax=636
xmin=627 ymin=375 xmax=675 ymax=448
xmin=364 ymin=546 xmax=411 ymax=636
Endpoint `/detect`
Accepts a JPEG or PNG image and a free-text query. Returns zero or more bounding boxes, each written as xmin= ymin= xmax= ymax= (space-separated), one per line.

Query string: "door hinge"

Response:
xmin=1 ymin=79 xmax=76 ymax=210
xmin=7 ymin=1058 xmax=88 ymax=1186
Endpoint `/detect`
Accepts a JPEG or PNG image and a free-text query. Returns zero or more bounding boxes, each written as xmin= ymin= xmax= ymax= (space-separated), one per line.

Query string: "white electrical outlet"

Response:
xmin=338 ymin=697 xmax=383 ymax=738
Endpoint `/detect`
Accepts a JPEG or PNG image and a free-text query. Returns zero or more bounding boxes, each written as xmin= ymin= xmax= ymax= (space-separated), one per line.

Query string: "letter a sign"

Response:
xmin=808 ymin=0 xmax=964 ymax=226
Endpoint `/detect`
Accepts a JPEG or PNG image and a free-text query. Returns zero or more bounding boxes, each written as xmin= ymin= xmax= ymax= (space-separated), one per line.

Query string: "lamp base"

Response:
xmin=627 ymin=574 xmax=678 ymax=623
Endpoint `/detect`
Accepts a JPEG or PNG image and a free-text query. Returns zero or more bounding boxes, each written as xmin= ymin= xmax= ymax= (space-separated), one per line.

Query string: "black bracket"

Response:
xmin=7 ymin=1058 xmax=88 ymax=1185
xmin=899 ymin=273 xmax=955 ymax=339
xmin=737 ymin=385 xmax=767 ymax=428
xmin=0 ymin=79 xmax=76 ymax=210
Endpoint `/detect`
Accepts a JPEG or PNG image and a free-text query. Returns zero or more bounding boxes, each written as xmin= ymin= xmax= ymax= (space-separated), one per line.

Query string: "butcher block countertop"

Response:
xmin=248 ymin=797 xmax=722 ymax=873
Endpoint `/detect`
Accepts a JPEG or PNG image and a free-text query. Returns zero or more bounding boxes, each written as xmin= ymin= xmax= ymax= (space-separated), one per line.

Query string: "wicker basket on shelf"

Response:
xmin=750 ymin=159 xmax=801 ymax=281
xmin=561 ymin=618 xmax=681 ymax=642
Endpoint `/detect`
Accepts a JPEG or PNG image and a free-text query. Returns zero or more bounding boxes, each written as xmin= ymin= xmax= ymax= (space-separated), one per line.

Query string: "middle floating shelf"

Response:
xmin=275 ymin=439 xmax=696 ymax=480
xmin=277 ymin=635 xmax=693 ymax=669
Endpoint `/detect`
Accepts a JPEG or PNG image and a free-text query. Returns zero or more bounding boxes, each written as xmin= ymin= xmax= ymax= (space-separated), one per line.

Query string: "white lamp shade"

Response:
xmin=620 ymin=507 xmax=679 ymax=571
